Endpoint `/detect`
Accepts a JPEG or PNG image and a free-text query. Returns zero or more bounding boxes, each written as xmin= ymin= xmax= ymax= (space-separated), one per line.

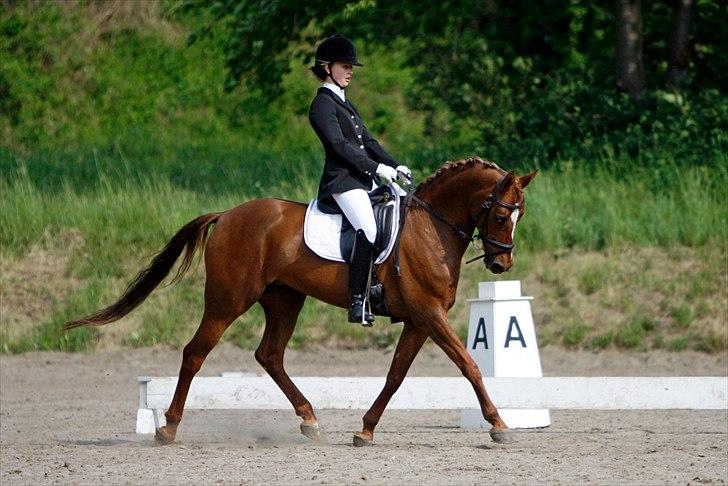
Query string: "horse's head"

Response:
xmin=471 ymin=169 xmax=538 ymax=274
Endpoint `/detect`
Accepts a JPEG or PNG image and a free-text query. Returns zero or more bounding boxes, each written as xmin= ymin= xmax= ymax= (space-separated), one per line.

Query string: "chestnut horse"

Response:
xmin=65 ymin=156 xmax=537 ymax=446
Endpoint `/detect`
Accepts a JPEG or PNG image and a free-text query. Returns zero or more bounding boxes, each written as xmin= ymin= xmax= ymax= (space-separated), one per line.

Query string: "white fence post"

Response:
xmin=136 ymin=376 xmax=156 ymax=434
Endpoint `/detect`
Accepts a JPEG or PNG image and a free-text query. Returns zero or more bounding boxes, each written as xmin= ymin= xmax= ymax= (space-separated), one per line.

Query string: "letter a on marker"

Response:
xmin=472 ymin=317 xmax=488 ymax=349
xmin=504 ymin=316 xmax=526 ymax=348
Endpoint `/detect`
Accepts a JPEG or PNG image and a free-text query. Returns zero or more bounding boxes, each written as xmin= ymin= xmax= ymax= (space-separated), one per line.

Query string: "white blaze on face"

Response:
xmin=510 ymin=209 xmax=520 ymax=240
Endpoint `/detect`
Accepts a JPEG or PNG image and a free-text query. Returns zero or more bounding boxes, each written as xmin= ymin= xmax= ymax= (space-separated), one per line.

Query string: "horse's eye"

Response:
xmin=495 ymin=215 xmax=507 ymax=223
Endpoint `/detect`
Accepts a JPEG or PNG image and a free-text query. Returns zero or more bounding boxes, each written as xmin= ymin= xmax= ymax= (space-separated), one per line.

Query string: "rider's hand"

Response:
xmin=396 ymin=165 xmax=412 ymax=184
xmin=376 ymin=164 xmax=398 ymax=183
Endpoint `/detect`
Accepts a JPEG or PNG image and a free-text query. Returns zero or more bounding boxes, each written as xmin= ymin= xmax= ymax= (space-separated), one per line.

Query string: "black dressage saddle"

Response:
xmin=317 ymin=185 xmax=396 ymax=263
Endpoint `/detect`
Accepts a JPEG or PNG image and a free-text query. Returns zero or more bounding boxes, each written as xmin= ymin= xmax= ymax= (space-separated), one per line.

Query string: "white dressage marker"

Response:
xmin=136 ymin=375 xmax=727 ymax=434
xmin=463 ymin=280 xmax=549 ymax=429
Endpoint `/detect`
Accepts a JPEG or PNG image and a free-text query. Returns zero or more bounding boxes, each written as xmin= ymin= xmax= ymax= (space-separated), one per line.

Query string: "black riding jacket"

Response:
xmin=309 ymin=87 xmax=398 ymax=211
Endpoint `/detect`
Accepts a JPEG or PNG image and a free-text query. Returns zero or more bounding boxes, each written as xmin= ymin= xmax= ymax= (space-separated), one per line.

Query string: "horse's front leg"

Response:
xmin=353 ymin=322 xmax=428 ymax=446
xmin=420 ymin=309 xmax=514 ymax=444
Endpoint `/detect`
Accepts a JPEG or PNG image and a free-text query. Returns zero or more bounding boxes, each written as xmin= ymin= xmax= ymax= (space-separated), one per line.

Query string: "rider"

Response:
xmin=309 ymin=34 xmax=411 ymax=325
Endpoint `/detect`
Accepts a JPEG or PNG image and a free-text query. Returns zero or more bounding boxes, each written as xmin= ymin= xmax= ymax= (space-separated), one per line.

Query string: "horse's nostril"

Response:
xmin=491 ymin=262 xmax=505 ymax=274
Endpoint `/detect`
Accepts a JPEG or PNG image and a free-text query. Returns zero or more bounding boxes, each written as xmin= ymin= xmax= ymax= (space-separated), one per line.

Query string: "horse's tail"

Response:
xmin=63 ymin=212 xmax=222 ymax=330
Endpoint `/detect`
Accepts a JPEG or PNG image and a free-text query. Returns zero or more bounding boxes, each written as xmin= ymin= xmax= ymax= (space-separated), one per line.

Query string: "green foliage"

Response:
xmin=670 ymin=305 xmax=694 ymax=329
xmin=515 ymin=163 xmax=728 ymax=251
xmin=577 ymin=263 xmax=610 ymax=295
xmin=615 ymin=318 xmax=648 ymax=349
xmin=666 ymin=336 xmax=689 ymax=352
xmin=484 ymin=73 xmax=727 ymax=168
xmin=195 ymin=0 xmax=728 ymax=168
xmin=7 ymin=281 xmax=103 ymax=353
xmin=562 ymin=321 xmax=588 ymax=348
xmin=637 ymin=317 xmax=657 ymax=332
xmin=588 ymin=331 xmax=614 ymax=351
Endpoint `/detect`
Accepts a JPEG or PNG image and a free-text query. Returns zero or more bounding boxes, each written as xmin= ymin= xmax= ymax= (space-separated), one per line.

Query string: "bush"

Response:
xmin=485 ymin=69 xmax=727 ymax=170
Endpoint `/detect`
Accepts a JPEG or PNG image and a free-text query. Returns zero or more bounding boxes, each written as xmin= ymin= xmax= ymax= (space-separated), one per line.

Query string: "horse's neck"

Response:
xmin=418 ymin=167 xmax=498 ymax=235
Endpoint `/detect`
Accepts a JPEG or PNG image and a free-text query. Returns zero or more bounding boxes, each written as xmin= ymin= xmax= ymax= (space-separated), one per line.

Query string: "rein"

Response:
xmin=411 ymin=195 xmax=472 ymax=242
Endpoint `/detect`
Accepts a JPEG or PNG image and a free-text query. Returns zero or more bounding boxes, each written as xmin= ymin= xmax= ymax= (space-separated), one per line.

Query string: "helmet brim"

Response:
xmin=315 ymin=60 xmax=364 ymax=67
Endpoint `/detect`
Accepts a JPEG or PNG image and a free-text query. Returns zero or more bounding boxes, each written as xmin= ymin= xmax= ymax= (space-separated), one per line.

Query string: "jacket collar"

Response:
xmin=321 ymin=82 xmax=345 ymax=102
xmin=317 ymin=87 xmax=356 ymax=116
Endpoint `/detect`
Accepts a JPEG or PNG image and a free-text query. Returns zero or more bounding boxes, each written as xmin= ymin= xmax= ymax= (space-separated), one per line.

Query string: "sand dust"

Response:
xmin=1 ymin=343 xmax=726 ymax=485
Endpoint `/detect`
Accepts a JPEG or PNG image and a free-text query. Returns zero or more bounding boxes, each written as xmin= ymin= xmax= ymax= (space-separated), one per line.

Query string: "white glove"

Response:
xmin=376 ymin=164 xmax=398 ymax=183
xmin=396 ymin=165 xmax=412 ymax=184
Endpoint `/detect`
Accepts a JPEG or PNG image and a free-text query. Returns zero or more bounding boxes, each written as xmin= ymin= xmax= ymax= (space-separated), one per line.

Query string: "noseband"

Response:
xmin=466 ymin=192 xmax=522 ymax=264
xmin=409 ymin=177 xmax=522 ymax=265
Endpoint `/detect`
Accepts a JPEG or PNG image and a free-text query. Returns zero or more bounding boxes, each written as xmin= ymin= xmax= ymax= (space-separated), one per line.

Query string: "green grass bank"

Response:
xmin=2 ymin=155 xmax=726 ymax=354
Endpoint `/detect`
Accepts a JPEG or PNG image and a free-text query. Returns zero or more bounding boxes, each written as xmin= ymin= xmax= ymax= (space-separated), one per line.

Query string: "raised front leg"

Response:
xmin=353 ymin=322 xmax=428 ymax=446
xmin=422 ymin=310 xmax=513 ymax=444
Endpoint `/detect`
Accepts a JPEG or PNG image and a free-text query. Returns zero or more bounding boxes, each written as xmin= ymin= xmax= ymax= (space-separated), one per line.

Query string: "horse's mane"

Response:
xmin=415 ymin=156 xmax=504 ymax=196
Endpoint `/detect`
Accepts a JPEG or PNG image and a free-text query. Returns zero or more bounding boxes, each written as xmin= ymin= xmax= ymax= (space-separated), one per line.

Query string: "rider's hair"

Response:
xmin=310 ymin=62 xmax=328 ymax=81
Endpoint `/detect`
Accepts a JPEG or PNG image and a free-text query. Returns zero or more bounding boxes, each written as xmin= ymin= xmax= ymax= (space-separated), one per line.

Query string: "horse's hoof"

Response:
xmin=300 ymin=422 xmax=323 ymax=442
xmin=489 ymin=428 xmax=516 ymax=444
xmin=155 ymin=426 xmax=176 ymax=445
xmin=352 ymin=433 xmax=373 ymax=447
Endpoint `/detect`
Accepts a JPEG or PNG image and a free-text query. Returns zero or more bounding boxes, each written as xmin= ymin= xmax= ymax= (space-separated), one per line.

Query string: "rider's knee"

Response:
xmin=362 ymin=224 xmax=377 ymax=245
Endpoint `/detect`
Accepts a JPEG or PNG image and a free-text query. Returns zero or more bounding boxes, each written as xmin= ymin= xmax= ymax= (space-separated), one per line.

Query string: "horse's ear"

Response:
xmin=518 ymin=169 xmax=539 ymax=189
xmin=496 ymin=171 xmax=516 ymax=194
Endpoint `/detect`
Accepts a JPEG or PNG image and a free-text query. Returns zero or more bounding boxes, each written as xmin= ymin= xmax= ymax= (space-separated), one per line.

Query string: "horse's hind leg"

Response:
xmin=154 ymin=309 xmax=241 ymax=444
xmin=155 ymin=259 xmax=259 ymax=445
xmin=255 ymin=285 xmax=321 ymax=441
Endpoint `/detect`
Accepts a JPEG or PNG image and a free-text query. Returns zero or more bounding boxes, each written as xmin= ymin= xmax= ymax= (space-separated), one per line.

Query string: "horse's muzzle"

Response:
xmin=489 ymin=261 xmax=506 ymax=274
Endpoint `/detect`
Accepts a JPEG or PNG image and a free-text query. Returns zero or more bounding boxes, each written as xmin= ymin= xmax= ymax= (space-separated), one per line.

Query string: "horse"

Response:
xmin=64 ymin=156 xmax=537 ymax=446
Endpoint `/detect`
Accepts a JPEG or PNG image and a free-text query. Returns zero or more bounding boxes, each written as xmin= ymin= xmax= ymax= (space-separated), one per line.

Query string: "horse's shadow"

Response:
xmin=59 ymin=438 xmax=140 ymax=447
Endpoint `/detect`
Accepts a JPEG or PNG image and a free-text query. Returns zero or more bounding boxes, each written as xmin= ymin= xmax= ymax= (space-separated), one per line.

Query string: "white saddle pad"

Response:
xmin=304 ymin=184 xmax=404 ymax=265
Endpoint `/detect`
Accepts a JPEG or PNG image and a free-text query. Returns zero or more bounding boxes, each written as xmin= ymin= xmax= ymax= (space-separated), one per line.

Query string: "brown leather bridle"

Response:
xmin=466 ymin=191 xmax=523 ymax=265
xmin=408 ymin=176 xmax=523 ymax=266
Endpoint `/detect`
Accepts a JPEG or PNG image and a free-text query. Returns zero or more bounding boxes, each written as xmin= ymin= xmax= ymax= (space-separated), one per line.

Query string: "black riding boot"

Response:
xmin=348 ymin=230 xmax=375 ymax=325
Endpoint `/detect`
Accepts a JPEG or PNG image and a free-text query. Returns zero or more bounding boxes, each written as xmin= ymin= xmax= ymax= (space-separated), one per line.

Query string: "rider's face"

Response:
xmin=327 ymin=62 xmax=353 ymax=87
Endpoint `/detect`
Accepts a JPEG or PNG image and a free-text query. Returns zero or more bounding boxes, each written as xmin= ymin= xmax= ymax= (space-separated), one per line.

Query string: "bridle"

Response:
xmin=408 ymin=175 xmax=523 ymax=265
xmin=467 ymin=190 xmax=523 ymax=263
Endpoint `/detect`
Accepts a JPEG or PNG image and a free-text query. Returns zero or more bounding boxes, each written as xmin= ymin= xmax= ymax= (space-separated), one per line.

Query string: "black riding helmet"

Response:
xmin=314 ymin=34 xmax=363 ymax=66
xmin=311 ymin=35 xmax=363 ymax=88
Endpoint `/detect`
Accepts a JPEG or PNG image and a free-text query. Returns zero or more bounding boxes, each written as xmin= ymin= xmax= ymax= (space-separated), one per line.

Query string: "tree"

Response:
xmin=666 ymin=0 xmax=693 ymax=89
xmin=191 ymin=0 xmax=725 ymax=165
xmin=614 ymin=0 xmax=644 ymax=99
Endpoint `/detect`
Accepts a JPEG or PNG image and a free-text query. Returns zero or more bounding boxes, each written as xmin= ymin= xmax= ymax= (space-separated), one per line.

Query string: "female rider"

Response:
xmin=309 ymin=34 xmax=411 ymax=325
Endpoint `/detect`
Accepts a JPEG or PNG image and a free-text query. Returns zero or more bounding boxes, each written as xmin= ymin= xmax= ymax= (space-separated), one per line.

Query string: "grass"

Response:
xmin=588 ymin=331 xmax=614 ymax=351
xmin=1 ymin=157 xmax=727 ymax=354
xmin=455 ymin=243 xmax=727 ymax=355
xmin=670 ymin=305 xmax=693 ymax=329
xmin=615 ymin=319 xmax=648 ymax=349
xmin=562 ymin=321 xmax=589 ymax=348
xmin=3 ymin=153 xmax=727 ymax=260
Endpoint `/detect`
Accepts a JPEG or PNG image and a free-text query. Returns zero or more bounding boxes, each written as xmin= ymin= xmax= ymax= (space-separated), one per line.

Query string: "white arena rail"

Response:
xmin=136 ymin=375 xmax=728 ymax=433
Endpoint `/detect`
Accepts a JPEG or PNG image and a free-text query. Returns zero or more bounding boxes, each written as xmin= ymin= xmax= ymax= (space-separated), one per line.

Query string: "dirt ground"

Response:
xmin=1 ymin=343 xmax=726 ymax=485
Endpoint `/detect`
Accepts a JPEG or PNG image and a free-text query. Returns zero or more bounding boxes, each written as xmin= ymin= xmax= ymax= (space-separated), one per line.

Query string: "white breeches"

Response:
xmin=333 ymin=188 xmax=377 ymax=244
